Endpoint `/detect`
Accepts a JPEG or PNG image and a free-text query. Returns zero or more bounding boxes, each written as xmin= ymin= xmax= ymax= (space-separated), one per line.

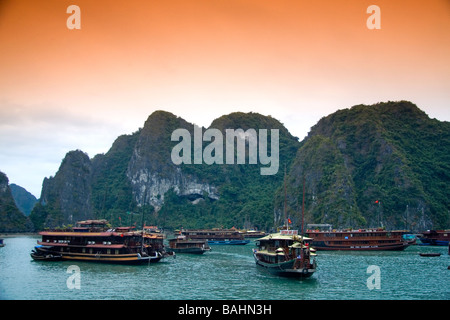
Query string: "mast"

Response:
xmin=140 ymin=187 xmax=147 ymax=254
xmin=284 ymin=165 xmax=287 ymax=230
xmin=141 ymin=220 xmax=145 ymax=254
xmin=302 ymin=176 xmax=305 ymax=237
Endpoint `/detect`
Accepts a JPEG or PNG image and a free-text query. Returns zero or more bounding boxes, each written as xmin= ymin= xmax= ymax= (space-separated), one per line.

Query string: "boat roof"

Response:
xmin=76 ymin=219 xmax=108 ymax=226
xmin=257 ymin=233 xmax=312 ymax=241
xmin=39 ymin=231 xmax=146 ymax=237
xmin=39 ymin=231 xmax=113 ymax=237
xmin=307 ymin=229 xmax=409 ymax=234
xmin=182 ymin=228 xmax=239 ymax=232
xmin=257 ymin=249 xmax=317 ymax=256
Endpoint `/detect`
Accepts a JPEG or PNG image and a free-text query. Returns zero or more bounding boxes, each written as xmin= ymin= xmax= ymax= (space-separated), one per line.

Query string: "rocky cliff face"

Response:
xmin=126 ymin=111 xmax=219 ymax=211
xmin=127 ymin=167 xmax=219 ymax=210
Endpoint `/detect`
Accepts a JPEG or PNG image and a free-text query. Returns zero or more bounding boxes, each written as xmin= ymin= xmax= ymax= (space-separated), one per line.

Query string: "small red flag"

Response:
xmin=288 ymin=218 xmax=292 ymax=224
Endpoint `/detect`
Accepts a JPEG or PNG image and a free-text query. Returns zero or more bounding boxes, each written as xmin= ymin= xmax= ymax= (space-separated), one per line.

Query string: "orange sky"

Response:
xmin=0 ymin=0 xmax=449 ymax=196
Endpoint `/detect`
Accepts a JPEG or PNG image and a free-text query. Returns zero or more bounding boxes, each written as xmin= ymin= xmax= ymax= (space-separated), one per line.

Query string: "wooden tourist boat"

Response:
xmin=418 ymin=230 xmax=450 ymax=246
xmin=253 ymin=229 xmax=317 ymax=278
xmin=168 ymin=235 xmax=211 ymax=254
xmin=180 ymin=228 xmax=250 ymax=245
xmin=30 ymin=220 xmax=172 ymax=264
xmin=306 ymin=224 xmax=411 ymax=251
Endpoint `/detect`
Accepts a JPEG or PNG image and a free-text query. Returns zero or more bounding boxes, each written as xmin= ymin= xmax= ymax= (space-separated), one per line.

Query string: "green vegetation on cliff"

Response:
xmin=284 ymin=101 xmax=449 ymax=231
xmin=0 ymin=171 xmax=34 ymax=232
xmin=10 ymin=183 xmax=37 ymax=216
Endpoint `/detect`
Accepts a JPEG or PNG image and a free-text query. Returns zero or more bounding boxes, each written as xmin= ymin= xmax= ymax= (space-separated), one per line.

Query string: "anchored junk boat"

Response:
xmin=253 ymin=229 xmax=317 ymax=278
xmin=241 ymin=230 xmax=267 ymax=239
xmin=168 ymin=235 xmax=211 ymax=254
xmin=305 ymin=224 xmax=412 ymax=251
xmin=418 ymin=230 xmax=450 ymax=246
xmin=180 ymin=228 xmax=250 ymax=245
xmin=30 ymin=220 xmax=171 ymax=264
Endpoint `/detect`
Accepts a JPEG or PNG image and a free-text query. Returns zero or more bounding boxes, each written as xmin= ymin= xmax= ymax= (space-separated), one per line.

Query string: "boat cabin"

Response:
xmin=255 ymin=232 xmax=314 ymax=264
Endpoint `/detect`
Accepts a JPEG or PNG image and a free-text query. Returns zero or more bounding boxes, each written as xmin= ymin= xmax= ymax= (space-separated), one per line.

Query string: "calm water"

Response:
xmin=0 ymin=236 xmax=448 ymax=300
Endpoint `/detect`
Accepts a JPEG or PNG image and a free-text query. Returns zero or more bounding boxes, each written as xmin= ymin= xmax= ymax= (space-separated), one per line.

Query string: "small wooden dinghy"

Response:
xmin=419 ymin=253 xmax=441 ymax=257
xmin=31 ymin=251 xmax=63 ymax=261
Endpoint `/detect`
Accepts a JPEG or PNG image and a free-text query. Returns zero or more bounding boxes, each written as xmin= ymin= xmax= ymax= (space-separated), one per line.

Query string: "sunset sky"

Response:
xmin=0 ymin=0 xmax=449 ymax=197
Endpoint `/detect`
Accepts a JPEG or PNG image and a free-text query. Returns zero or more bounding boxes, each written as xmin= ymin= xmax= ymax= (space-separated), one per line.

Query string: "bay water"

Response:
xmin=0 ymin=235 xmax=448 ymax=300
